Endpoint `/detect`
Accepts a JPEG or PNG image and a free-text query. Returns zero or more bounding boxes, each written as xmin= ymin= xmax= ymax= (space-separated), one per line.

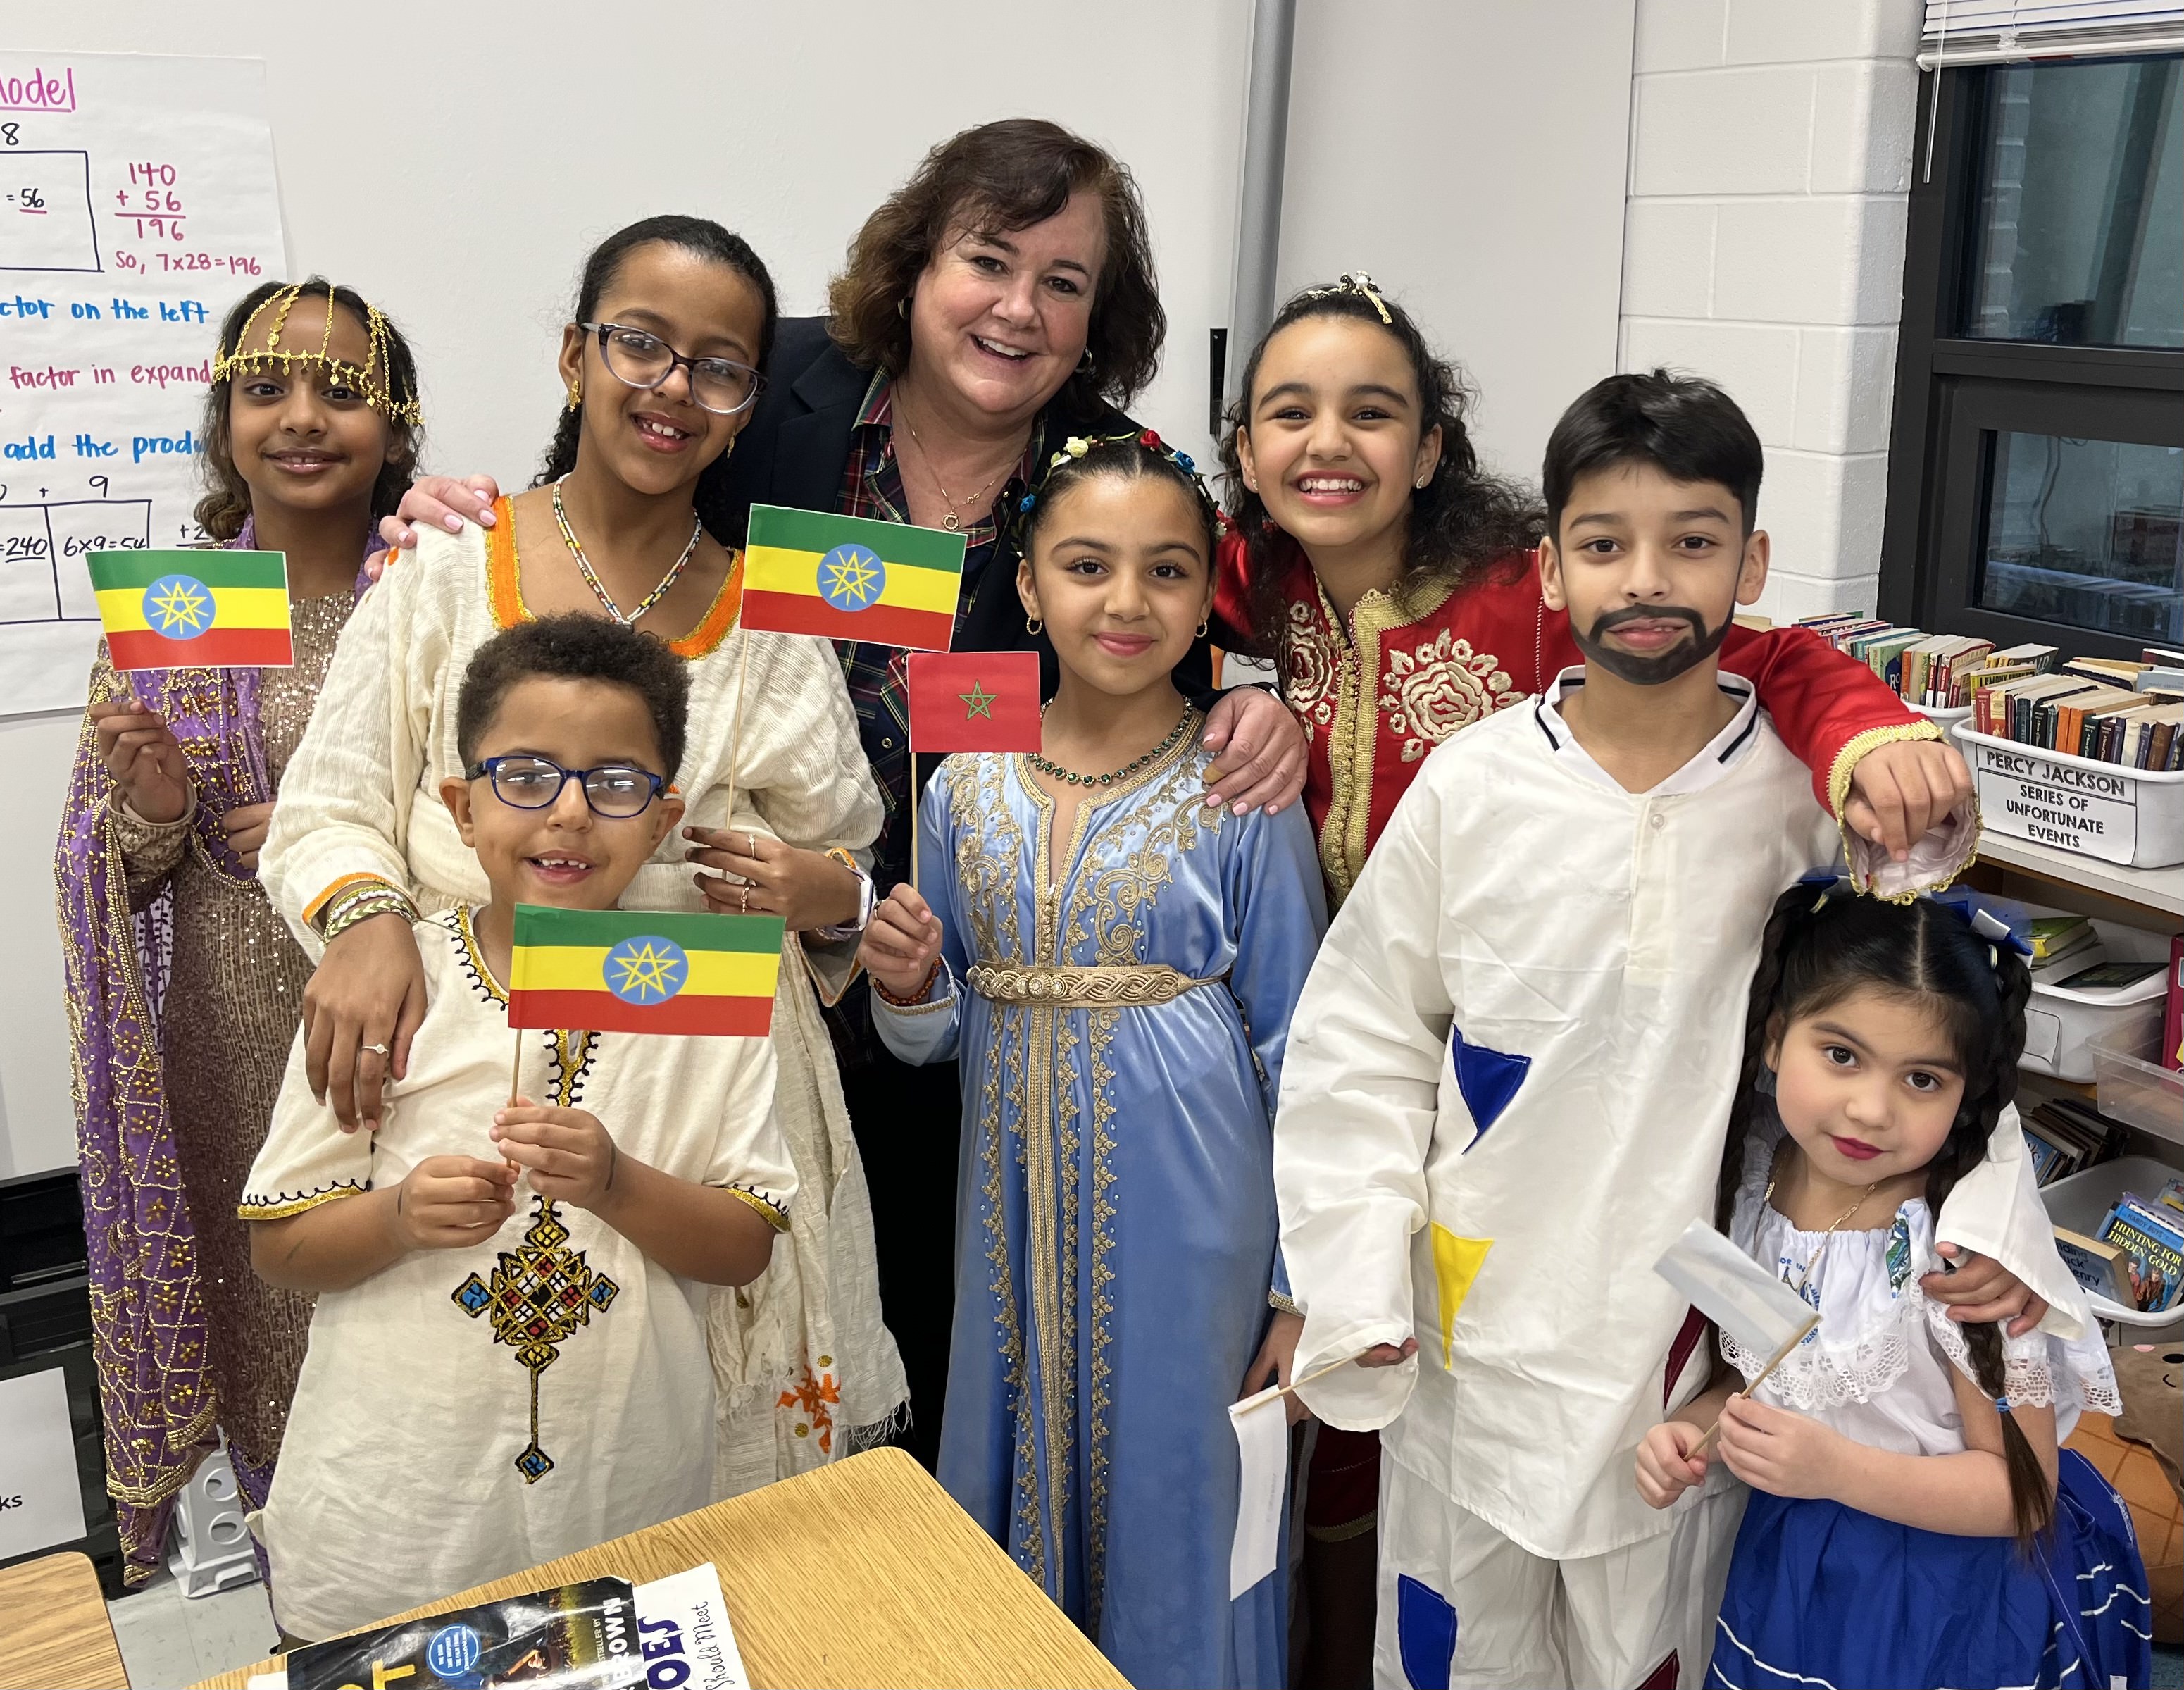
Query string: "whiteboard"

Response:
xmin=0 ymin=50 xmax=286 ymax=714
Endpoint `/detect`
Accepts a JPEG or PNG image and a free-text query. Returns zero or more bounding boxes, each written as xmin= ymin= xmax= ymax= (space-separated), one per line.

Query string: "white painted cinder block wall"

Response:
xmin=1618 ymin=0 xmax=1922 ymax=621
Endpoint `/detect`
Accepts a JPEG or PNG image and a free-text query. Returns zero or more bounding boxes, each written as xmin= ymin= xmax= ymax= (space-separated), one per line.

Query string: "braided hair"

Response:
xmin=1718 ymin=884 xmax=2047 ymax=1542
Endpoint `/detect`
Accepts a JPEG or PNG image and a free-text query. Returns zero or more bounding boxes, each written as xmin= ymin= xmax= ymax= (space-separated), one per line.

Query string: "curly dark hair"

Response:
xmin=456 ymin=611 xmax=691 ymax=781
xmin=1717 ymin=885 xmax=2047 ymax=1544
xmin=535 ymin=215 xmax=780 ymax=547
xmin=825 ymin=118 xmax=1165 ymax=413
xmin=1217 ymin=282 xmax=1543 ymax=657
xmin=195 ymin=278 xmax=423 ymax=541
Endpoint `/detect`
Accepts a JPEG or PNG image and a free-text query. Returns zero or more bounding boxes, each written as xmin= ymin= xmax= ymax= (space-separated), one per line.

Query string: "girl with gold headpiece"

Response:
xmin=54 ymin=278 xmax=423 ymax=1583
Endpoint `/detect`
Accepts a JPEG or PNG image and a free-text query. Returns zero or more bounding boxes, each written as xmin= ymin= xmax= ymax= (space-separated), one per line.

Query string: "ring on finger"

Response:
xmin=361 ymin=1042 xmax=391 ymax=1058
xmin=740 ymin=883 xmax=750 ymax=915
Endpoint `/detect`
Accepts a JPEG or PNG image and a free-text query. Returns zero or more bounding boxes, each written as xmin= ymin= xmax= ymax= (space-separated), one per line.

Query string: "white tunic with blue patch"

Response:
xmin=1273 ymin=672 xmax=2057 ymax=1562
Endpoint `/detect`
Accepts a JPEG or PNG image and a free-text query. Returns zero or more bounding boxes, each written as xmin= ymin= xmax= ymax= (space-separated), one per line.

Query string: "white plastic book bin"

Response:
xmin=2043 ymin=1155 xmax=2184 ymax=1343
xmin=167 ymin=1442 xmax=260 ymax=1598
xmin=1953 ymin=722 xmax=2184 ymax=869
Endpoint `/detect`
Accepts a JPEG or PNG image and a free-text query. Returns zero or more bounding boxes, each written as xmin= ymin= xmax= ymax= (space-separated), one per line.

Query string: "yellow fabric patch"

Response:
xmin=1430 ymin=1225 xmax=1493 ymax=1367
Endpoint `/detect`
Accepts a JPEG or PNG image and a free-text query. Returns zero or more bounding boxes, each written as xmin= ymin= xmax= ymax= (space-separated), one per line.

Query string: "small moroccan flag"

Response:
xmin=907 ymin=650 xmax=1042 ymax=753
xmin=507 ymin=905 xmax=785 ymax=1036
xmin=742 ymin=504 xmax=966 ymax=651
xmin=89 ymin=549 xmax=293 ymax=671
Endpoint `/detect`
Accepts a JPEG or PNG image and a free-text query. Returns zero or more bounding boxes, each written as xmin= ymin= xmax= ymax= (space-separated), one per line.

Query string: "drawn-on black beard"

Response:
xmin=1571 ymin=602 xmax=1730 ymax=685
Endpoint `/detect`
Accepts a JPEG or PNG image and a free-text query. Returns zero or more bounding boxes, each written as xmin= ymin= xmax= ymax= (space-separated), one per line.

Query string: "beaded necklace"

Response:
xmin=1025 ymin=704 xmax=1196 ymax=788
xmin=551 ymin=480 xmax=704 ymax=627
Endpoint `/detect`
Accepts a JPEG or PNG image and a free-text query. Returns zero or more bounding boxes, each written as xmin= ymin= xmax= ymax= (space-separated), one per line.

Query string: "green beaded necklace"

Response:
xmin=1025 ymin=705 xmax=1196 ymax=789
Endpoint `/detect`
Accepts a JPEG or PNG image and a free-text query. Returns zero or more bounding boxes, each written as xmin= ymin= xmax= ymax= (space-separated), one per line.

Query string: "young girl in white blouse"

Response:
xmin=1639 ymin=883 xmax=2150 ymax=1690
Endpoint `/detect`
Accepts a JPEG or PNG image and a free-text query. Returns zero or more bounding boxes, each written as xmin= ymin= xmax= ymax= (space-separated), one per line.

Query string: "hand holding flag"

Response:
xmin=1651 ymin=1217 xmax=1821 ymax=1458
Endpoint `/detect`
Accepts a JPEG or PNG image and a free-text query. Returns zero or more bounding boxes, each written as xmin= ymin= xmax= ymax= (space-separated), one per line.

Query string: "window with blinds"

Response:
xmin=1880 ymin=44 xmax=2183 ymax=654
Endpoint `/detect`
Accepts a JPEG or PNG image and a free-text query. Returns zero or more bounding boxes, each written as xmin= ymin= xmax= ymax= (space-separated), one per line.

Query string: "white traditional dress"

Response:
xmin=1709 ymin=1122 xmax=2147 ymax=1690
xmin=1273 ymin=670 xmax=2070 ymax=1690
xmin=260 ymin=509 xmax=906 ymax=1493
xmin=242 ymin=908 xmax=793 ymax=1641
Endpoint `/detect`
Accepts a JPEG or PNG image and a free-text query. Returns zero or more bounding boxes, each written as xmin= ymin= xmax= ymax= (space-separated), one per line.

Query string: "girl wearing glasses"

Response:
xmin=260 ymin=216 xmax=908 ymax=1499
xmin=56 ymin=278 xmax=422 ymax=1584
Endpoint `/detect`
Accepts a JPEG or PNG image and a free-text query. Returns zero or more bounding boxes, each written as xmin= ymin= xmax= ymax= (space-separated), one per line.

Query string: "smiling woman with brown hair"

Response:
xmin=383 ymin=119 xmax=1311 ymax=1468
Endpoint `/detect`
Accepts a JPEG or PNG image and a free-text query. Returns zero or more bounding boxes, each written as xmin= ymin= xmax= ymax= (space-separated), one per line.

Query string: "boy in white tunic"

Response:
xmin=1272 ymin=373 xmax=2076 ymax=1690
xmin=243 ymin=616 xmax=793 ymax=1641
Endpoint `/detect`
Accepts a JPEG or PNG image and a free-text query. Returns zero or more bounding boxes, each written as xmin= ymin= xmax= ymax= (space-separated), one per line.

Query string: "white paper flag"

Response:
xmin=1652 ymin=1217 xmax=1819 ymax=1355
xmin=1228 ymin=1386 xmax=1288 ymax=1600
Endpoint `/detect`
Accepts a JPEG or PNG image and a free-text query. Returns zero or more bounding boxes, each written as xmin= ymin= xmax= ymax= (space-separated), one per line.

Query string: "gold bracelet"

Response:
xmin=873 ymin=959 xmax=941 ymax=1007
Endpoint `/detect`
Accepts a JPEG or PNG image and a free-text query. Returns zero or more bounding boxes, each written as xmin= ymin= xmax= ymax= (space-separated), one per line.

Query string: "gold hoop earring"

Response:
xmin=1025 ymin=615 xmax=1044 ymax=636
xmin=1195 ymin=619 xmax=1209 ymax=639
xmin=1077 ymin=347 xmax=1094 ymax=374
xmin=898 ymin=298 xmax=909 ymax=319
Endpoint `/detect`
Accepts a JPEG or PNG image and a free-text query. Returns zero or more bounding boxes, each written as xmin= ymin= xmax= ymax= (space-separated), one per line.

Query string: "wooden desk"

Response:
xmin=196 ymin=1448 xmax=1127 ymax=1689
xmin=0 ymin=1552 xmax=129 ymax=1690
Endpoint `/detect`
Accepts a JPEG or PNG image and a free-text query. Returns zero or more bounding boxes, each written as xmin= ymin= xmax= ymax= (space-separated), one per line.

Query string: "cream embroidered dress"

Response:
xmin=242 ymin=908 xmax=792 ymax=1640
xmin=259 ymin=518 xmax=906 ymax=1493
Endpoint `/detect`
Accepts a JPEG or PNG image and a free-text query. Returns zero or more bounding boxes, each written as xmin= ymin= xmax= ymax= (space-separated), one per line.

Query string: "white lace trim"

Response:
xmin=1922 ymin=1300 xmax=2124 ymax=1417
xmin=1719 ymin=1289 xmax=1919 ymax=1411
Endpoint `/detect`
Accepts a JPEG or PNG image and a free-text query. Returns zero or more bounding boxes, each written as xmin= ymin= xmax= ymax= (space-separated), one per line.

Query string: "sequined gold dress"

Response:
xmin=96 ymin=591 xmax=354 ymax=1505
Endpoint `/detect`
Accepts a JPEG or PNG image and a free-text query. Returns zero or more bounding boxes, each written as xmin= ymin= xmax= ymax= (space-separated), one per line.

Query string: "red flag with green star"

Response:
xmin=906 ymin=651 xmax=1042 ymax=753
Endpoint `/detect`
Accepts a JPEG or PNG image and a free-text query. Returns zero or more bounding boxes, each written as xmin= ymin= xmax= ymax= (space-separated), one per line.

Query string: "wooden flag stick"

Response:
xmin=909 ymin=750 xmax=920 ymax=893
xmin=508 ymin=1025 xmax=524 ymax=1107
xmin=1692 ymin=1312 xmax=1820 ymax=1458
xmin=1237 ymin=1346 xmax=1378 ymax=1412
xmin=718 ymin=628 xmax=754 ymax=837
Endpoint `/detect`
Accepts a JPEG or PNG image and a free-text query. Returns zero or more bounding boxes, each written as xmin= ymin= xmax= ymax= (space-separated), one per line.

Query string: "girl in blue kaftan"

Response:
xmin=861 ymin=432 xmax=1328 ymax=1690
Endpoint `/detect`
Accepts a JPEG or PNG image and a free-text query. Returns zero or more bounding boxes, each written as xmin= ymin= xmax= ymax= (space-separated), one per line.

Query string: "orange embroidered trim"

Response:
xmin=666 ymin=550 xmax=743 ymax=659
xmin=483 ymin=494 xmax=741 ymax=657
xmin=485 ymin=496 xmax=524 ymax=630
xmin=304 ymin=871 xmax=395 ymax=926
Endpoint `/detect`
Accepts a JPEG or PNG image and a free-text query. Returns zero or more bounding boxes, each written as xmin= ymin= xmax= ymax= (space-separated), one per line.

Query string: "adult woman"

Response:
xmin=383 ymin=120 xmax=1309 ymax=1464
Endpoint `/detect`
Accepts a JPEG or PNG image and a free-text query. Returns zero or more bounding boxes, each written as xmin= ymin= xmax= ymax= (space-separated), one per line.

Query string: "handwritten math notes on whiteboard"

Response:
xmin=0 ymin=52 xmax=286 ymax=715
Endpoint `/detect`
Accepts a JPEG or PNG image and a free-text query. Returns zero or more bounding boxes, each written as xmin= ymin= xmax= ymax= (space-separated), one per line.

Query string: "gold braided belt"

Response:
xmin=965 ymin=962 xmax=1224 ymax=1007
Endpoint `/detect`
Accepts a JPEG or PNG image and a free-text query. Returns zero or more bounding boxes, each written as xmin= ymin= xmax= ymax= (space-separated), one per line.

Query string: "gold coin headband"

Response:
xmin=211 ymin=281 xmax=423 ymax=427
xmin=1303 ymin=270 xmax=1392 ymax=325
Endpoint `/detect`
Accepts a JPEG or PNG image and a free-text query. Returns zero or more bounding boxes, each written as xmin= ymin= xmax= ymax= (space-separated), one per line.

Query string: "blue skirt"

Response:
xmin=1709 ymin=1450 xmax=2152 ymax=1689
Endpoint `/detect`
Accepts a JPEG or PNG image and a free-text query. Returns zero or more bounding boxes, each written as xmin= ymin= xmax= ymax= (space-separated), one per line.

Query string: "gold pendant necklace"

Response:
xmin=900 ymin=414 xmax=1011 ymax=532
xmin=1764 ymin=1169 xmax=1883 ymax=1296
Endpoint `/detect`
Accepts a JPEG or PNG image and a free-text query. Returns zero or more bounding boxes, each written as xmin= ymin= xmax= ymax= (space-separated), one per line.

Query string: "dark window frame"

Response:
xmin=1880 ymin=56 xmax=2184 ymax=659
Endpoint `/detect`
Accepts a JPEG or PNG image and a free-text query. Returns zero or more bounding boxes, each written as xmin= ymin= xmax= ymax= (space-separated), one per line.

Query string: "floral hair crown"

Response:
xmin=211 ymin=281 xmax=423 ymax=427
xmin=1016 ymin=428 xmax=1231 ymax=532
xmin=1302 ymin=270 xmax=1392 ymax=325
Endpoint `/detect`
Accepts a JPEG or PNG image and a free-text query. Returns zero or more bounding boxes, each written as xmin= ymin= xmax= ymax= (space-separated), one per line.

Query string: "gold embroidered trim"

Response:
xmin=725 ymin=1184 xmax=791 ymax=1233
xmin=1825 ymin=720 xmax=1942 ymax=822
xmin=1268 ymin=1290 xmax=1302 ymax=1316
xmin=237 ymin=1181 xmax=366 ymax=1221
xmin=966 ymin=962 xmax=1223 ymax=1007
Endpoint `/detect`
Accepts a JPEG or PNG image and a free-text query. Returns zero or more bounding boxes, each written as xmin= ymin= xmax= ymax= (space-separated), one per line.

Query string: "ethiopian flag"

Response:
xmin=90 ymin=549 xmax=293 ymax=671
xmin=742 ymin=504 xmax=966 ymax=650
xmin=507 ymin=906 xmax=786 ymax=1036
xmin=908 ymin=650 xmax=1042 ymax=752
